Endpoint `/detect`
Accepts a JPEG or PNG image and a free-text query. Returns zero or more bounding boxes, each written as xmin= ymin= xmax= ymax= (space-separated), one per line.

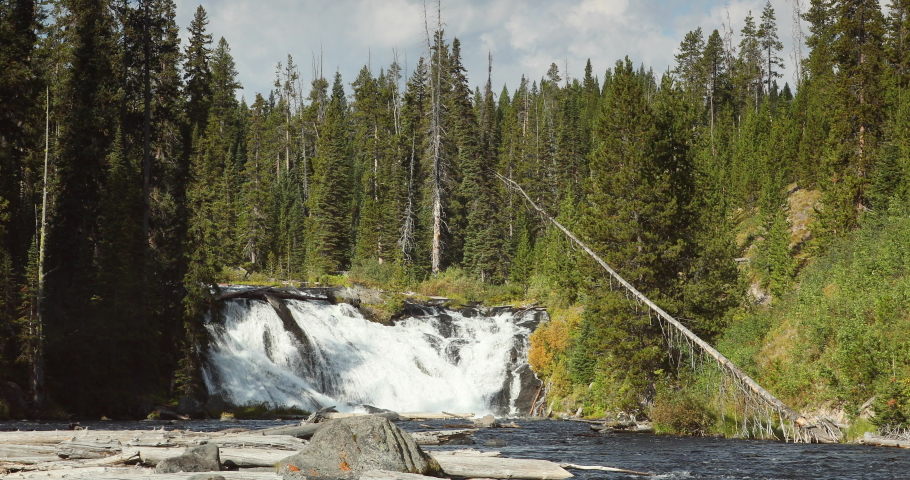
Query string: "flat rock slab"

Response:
xmin=431 ymin=455 xmax=572 ymax=479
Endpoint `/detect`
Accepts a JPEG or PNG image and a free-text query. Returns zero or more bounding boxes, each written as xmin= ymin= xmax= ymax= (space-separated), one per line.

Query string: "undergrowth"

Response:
xmin=718 ymin=213 xmax=910 ymax=428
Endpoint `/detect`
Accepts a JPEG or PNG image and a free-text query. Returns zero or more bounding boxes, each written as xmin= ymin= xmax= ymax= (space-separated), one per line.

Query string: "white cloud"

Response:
xmin=175 ymin=0 xmax=805 ymax=100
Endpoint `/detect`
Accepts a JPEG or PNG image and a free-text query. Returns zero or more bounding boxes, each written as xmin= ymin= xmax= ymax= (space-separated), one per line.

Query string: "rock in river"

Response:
xmin=277 ymin=415 xmax=442 ymax=480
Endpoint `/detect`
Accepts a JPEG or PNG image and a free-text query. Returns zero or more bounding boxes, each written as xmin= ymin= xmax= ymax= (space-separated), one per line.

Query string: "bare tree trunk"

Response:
xmin=301 ymin=134 xmax=309 ymax=200
xmin=791 ymin=0 xmax=804 ymax=87
xmin=34 ymin=87 xmax=50 ymax=411
xmin=285 ymin=65 xmax=291 ymax=172
xmin=431 ymin=134 xmax=443 ymax=275
xmin=142 ymin=0 xmax=151 ymax=249
xmin=398 ymin=137 xmax=416 ymax=263
xmin=424 ymin=0 xmax=444 ymax=275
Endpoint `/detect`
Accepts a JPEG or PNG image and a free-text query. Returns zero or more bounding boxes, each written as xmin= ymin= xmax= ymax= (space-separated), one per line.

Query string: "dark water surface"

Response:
xmin=1 ymin=418 xmax=908 ymax=479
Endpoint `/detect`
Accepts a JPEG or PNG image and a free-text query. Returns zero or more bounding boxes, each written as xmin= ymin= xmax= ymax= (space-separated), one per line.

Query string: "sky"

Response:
xmin=174 ymin=0 xmax=806 ymax=102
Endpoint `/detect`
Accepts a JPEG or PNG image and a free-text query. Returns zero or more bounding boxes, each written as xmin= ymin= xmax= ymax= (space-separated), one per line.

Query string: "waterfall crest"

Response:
xmin=203 ymin=298 xmax=542 ymax=415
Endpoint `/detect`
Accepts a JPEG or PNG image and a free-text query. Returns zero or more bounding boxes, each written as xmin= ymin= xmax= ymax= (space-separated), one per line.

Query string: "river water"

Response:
xmin=413 ymin=419 xmax=910 ymax=480
xmin=2 ymin=418 xmax=907 ymax=479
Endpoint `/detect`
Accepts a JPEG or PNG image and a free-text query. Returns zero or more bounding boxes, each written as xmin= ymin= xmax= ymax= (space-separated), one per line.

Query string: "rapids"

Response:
xmin=202 ymin=297 xmax=542 ymax=415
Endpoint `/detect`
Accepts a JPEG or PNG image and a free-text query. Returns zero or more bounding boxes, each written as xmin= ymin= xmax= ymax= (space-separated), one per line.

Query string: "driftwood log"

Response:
xmin=432 ymin=455 xmax=572 ymax=479
xmin=859 ymin=432 xmax=910 ymax=448
xmin=0 ymin=444 xmax=58 ymax=464
xmin=5 ymin=469 xmax=281 ymax=479
xmin=211 ymin=434 xmax=306 ymax=450
xmin=432 ymin=449 xmax=501 ymax=457
xmin=322 ymin=411 xmax=474 ymax=421
xmin=441 ymin=411 xmax=473 ymax=420
xmin=410 ymin=429 xmax=477 ymax=445
xmin=252 ymin=423 xmax=323 ymax=439
xmin=560 ymin=463 xmax=652 ymax=476
xmin=360 ymin=470 xmax=441 ymax=480
xmin=0 ymin=429 xmax=211 ymax=447
xmin=54 ymin=437 xmax=123 ymax=459
xmin=217 ymin=286 xmax=334 ymax=303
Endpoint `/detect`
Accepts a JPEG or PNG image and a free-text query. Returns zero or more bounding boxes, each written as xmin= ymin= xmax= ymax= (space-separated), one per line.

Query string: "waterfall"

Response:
xmin=202 ymin=297 xmax=542 ymax=415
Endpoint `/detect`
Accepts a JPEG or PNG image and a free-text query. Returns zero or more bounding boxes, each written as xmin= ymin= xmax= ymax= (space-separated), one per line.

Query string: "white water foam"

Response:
xmin=203 ymin=299 xmax=535 ymax=415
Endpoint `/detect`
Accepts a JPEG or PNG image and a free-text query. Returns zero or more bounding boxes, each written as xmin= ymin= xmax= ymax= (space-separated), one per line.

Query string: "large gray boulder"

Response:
xmin=473 ymin=414 xmax=498 ymax=428
xmin=155 ymin=444 xmax=221 ymax=473
xmin=277 ymin=416 xmax=442 ymax=480
xmin=0 ymin=382 xmax=28 ymax=418
xmin=178 ymin=395 xmax=206 ymax=418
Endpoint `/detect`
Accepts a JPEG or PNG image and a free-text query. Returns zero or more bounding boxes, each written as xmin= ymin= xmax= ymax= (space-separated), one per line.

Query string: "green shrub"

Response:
xmin=416 ymin=267 xmax=484 ymax=304
xmin=231 ymin=402 xmax=310 ymax=419
xmin=871 ymin=377 xmax=910 ymax=430
xmin=651 ymin=385 xmax=717 ymax=436
xmin=233 ymin=402 xmax=271 ymax=419
xmin=717 ymin=214 xmax=910 ymax=414
xmin=349 ymin=258 xmax=402 ymax=288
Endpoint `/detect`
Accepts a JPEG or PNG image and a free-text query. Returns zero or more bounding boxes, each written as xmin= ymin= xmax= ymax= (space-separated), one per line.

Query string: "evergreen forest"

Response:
xmin=1 ymin=0 xmax=910 ymax=435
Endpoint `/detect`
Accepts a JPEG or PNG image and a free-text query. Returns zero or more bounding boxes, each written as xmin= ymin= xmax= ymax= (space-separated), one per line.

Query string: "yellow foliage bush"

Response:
xmin=529 ymin=306 xmax=583 ymax=380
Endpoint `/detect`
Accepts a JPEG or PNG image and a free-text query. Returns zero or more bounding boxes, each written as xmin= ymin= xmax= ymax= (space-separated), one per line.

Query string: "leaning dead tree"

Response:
xmin=498 ymin=174 xmax=842 ymax=443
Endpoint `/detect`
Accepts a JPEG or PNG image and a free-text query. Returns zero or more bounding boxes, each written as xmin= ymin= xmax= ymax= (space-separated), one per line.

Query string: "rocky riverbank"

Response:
xmin=1 ymin=412 xmax=652 ymax=479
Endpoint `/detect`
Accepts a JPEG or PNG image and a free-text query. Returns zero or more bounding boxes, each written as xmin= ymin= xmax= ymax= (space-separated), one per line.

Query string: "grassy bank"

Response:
xmin=717 ymin=212 xmax=910 ymax=434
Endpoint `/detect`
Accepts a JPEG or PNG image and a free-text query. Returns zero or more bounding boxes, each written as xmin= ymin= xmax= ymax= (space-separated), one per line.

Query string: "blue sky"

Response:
xmin=174 ymin=0 xmax=803 ymax=102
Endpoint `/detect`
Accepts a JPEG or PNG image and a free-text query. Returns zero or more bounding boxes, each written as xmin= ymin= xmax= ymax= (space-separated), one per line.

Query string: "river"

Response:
xmin=2 ymin=417 xmax=907 ymax=479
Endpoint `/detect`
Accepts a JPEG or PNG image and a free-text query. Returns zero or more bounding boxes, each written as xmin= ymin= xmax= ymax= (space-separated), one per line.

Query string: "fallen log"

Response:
xmin=305 ymin=405 xmax=338 ymax=423
xmin=0 ymin=429 xmax=212 ymax=447
xmin=83 ymin=451 xmax=142 ymax=466
xmin=441 ymin=411 xmax=473 ymax=420
xmin=321 ymin=411 xmax=401 ymax=422
xmin=124 ymin=433 xmax=177 ymax=448
xmin=217 ymin=285 xmax=275 ymax=300
xmin=431 ymin=455 xmax=572 ymax=479
xmin=124 ymin=446 xmax=289 ymax=467
xmin=218 ymin=286 xmax=331 ymax=304
xmin=321 ymin=411 xmax=473 ymax=421
xmin=498 ymin=173 xmax=843 ymax=444
xmin=433 ymin=449 xmax=501 ymax=457
xmin=410 ymin=429 xmax=477 ymax=445
xmin=859 ymin=432 xmax=910 ymax=448
xmin=251 ymin=423 xmax=323 ymax=439
xmin=560 ymin=463 xmax=652 ymax=476
xmin=360 ymin=469 xmax=441 ymax=480
xmin=55 ymin=437 xmax=122 ymax=459
xmin=0 ymin=430 xmax=83 ymax=445
xmin=0 ymin=444 xmax=58 ymax=464
xmin=213 ymin=434 xmax=306 ymax=450
xmin=399 ymin=412 xmax=474 ymax=420
xmin=217 ymin=447 xmax=288 ymax=468
xmin=4 ymin=467 xmax=281 ymax=479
